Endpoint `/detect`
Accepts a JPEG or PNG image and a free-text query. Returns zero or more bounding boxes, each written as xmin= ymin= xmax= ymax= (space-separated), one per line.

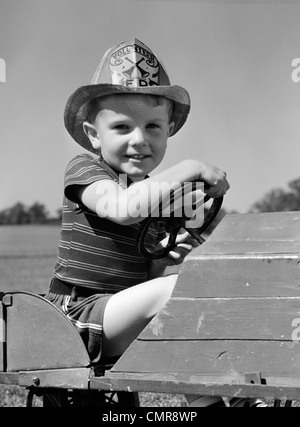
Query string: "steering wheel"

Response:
xmin=135 ymin=183 xmax=223 ymax=259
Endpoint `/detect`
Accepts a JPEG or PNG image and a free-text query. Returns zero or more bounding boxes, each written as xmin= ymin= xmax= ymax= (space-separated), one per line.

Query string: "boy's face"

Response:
xmin=84 ymin=94 xmax=174 ymax=181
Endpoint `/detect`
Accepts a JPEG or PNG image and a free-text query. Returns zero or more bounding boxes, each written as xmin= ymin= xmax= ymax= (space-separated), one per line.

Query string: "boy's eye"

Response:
xmin=147 ymin=123 xmax=160 ymax=129
xmin=114 ymin=124 xmax=129 ymax=131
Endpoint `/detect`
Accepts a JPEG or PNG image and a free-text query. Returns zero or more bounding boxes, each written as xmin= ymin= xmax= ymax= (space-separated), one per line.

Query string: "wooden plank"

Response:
xmin=18 ymin=368 xmax=90 ymax=389
xmin=139 ymin=297 xmax=300 ymax=340
xmin=5 ymin=292 xmax=90 ymax=371
xmin=208 ymin=211 xmax=300 ymax=244
xmin=0 ymin=301 xmax=4 ymax=372
xmin=0 ymin=372 xmax=20 ymax=385
xmin=92 ymin=372 xmax=300 ymax=401
xmin=111 ymin=340 xmax=300 ymax=381
xmin=175 ymin=255 xmax=300 ymax=297
xmin=187 ymin=241 xmax=300 ymax=255
xmin=182 ymin=211 xmax=300 ymax=256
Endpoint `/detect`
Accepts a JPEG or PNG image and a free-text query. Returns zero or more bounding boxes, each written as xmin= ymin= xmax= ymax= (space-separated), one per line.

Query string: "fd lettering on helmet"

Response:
xmin=124 ymin=78 xmax=159 ymax=87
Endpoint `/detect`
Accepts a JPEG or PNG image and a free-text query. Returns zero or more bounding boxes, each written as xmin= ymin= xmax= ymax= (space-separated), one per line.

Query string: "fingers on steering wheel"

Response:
xmin=168 ymin=243 xmax=192 ymax=259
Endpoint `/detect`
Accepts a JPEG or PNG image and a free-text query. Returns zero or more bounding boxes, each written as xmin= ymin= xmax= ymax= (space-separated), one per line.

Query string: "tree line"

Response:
xmin=249 ymin=177 xmax=300 ymax=213
xmin=0 ymin=202 xmax=62 ymax=225
xmin=0 ymin=178 xmax=299 ymax=225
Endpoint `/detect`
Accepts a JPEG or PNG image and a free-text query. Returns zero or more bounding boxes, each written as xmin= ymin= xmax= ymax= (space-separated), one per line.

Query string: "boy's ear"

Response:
xmin=83 ymin=122 xmax=101 ymax=150
xmin=168 ymin=121 xmax=175 ymax=136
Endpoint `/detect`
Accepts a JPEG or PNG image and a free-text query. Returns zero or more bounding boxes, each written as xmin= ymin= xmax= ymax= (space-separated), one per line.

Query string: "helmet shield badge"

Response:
xmin=109 ymin=40 xmax=160 ymax=87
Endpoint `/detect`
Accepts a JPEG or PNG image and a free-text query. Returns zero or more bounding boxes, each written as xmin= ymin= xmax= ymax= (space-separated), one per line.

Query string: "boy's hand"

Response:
xmin=148 ymin=229 xmax=200 ymax=278
xmin=190 ymin=161 xmax=230 ymax=198
xmin=164 ymin=229 xmax=199 ymax=264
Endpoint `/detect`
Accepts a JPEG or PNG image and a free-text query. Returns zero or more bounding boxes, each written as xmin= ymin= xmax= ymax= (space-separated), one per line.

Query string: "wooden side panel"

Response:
xmin=186 ymin=240 xmax=300 ymax=255
xmin=109 ymin=212 xmax=300 ymax=392
xmin=5 ymin=292 xmax=90 ymax=371
xmin=111 ymin=340 xmax=300 ymax=383
xmin=175 ymin=211 xmax=300 ymax=298
xmin=208 ymin=211 xmax=300 ymax=244
xmin=139 ymin=297 xmax=300 ymax=340
xmin=175 ymin=255 xmax=300 ymax=297
xmin=190 ymin=212 xmax=300 ymax=255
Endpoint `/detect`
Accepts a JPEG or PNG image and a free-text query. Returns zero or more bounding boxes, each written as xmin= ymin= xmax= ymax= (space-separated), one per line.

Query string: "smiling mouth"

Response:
xmin=126 ymin=154 xmax=151 ymax=160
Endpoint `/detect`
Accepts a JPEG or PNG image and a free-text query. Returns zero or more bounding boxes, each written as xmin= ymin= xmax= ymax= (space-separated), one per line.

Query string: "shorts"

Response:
xmin=45 ymin=278 xmax=113 ymax=365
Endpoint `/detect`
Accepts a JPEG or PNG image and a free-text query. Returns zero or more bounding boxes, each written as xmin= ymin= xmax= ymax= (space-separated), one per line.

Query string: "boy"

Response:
xmin=47 ymin=38 xmax=261 ymax=406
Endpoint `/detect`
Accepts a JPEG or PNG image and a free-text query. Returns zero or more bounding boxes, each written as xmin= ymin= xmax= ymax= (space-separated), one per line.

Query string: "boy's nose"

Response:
xmin=130 ymin=128 xmax=147 ymax=146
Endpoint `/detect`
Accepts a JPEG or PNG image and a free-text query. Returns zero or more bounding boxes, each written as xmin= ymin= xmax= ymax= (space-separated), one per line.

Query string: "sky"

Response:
xmin=0 ymin=0 xmax=300 ymax=216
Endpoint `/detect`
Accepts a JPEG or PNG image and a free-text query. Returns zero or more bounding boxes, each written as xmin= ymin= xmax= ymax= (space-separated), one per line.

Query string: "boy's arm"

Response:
xmin=77 ymin=159 xmax=229 ymax=225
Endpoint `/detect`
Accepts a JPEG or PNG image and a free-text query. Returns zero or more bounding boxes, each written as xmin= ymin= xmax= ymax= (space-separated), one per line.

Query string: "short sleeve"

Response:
xmin=64 ymin=154 xmax=112 ymax=204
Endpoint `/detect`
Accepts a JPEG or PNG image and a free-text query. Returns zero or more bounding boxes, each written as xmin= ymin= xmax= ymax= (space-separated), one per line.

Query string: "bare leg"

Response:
xmin=102 ymin=274 xmax=178 ymax=359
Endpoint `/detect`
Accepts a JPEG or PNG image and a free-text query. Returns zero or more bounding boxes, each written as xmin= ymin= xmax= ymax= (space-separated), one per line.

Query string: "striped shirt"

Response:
xmin=53 ymin=154 xmax=166 ymax=293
